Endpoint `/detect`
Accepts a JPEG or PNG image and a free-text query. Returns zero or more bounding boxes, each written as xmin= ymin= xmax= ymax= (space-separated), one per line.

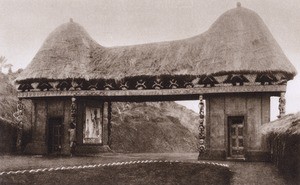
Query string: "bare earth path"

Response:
xmin=0 ymin=153 xmax=287 ymax=185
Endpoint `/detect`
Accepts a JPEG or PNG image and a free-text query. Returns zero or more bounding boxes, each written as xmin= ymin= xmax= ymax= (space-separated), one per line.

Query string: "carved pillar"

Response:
xmin=102 ymin=102 xmax=108 ymax=144
xmin=70 ymin=96 xmax=77 ymax=148
xmin=13 ymin=99 xmax=25 ymax=153
xmin=198 ymin=95 xmax=206 ymax=159
xmin=278 ymin=92 xmax=286 ymax=118
xmin=107 ymin=101 xmax=112 ymax=147
xmin=71 ymin=96 xmax=77 ymax=125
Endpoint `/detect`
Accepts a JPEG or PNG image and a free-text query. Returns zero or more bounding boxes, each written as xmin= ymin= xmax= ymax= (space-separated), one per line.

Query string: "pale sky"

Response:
xmin=0 ymin=0 xmax=299 ymax=120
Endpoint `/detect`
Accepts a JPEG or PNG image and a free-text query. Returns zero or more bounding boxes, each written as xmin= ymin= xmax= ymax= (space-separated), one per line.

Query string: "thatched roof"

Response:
xmin=16 ymin=5 xmax=297 ymax=83
xmin=261 ymin=112 xmax=300 ymax=135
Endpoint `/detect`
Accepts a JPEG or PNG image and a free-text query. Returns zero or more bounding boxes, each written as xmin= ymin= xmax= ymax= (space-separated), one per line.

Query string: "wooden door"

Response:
xmin=228 ymin=117 xmax=245 ymax=158
xmin=48 ymin=118 xmax=63 ymax=154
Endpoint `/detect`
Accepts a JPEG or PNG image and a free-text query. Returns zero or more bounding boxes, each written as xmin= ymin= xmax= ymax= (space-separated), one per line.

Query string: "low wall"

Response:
xmin=0 ymin=117 xmax=17 ymax=154
xmin=268 ymin=134 xmax=300 ymax=185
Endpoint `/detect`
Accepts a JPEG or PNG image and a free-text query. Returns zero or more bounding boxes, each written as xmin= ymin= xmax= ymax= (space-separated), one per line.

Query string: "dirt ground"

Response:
xmin=0 ymin=153 xmax=288 ymax=185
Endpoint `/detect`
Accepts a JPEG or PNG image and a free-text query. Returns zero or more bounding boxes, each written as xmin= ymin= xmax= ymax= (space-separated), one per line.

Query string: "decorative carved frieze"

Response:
xmin=18 ymin=83 xmax=33 ymax=92
xmin=57 ymin=81 xmax=72 ymax=91
xmin=256 ymin=74 xmax=277 ymax=85
xmin=17 ymin=84 xmax=287 ymax=98
xmin=136 ymin=79 xmax=146 ymax=90
xmin=72 ymin=81 xmax=84 ymax=90
xmin=214 ymin=75 xmax=227 ymax=84
xmin=184 ymin=82 xmax=194 ymax=88
xmin=37 ymin=82 xmax=53 ymax=91
xmin=224 ymin=75 xmax=249 ymax=86
xmin=16 ymin=73 xmax=289 ymax=93
xmin=244 ymin=74 xmax=258 ymax=83
xmin=104 ymin=82 xmax=114 ymax=90
xmin=120 ymin=82 xmax=129 ymax=90
xmin=88 ymin=82 xmax=98 ymax=91
xmin=49 ymin=82 xmax=59 ymax=90
xmin=200 ymin=75 xmax=218 ymax=87
xmin=152 ymin=78 xmax=163 ymax=89
xmin=16 ymin=72 xmax=289 ymax=99
xmin=169 ymin=79 xmax=179 ymax=89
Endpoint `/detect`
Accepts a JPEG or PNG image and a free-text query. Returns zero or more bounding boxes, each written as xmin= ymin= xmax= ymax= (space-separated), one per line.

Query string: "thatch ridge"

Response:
xmin=16 ymin=6 xmax=297 ymax=83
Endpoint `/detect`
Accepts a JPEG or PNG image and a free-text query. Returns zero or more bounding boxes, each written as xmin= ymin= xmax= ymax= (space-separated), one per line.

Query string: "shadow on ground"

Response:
xmin=0 ymin=153 xmax=288 ymax=185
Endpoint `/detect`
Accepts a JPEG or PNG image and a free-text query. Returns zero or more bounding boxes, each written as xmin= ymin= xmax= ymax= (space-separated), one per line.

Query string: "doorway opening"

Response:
xmin=48 ymin=117 xmax=63 ymax=154
xmin=228 ymin=116 xmax=245 ymax=158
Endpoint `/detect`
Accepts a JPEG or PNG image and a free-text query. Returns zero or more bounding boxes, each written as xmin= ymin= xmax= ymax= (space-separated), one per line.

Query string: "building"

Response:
xmin=16 ymin=3 xmax=296 ymax=160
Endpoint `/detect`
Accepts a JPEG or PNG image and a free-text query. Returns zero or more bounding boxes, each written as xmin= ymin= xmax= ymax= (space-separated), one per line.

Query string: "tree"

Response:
xmin=0 ymin=56 xmax=8 ymax=73
xmin=0 ymin=56 xmax=13 ymax=73
xmin=4 ymin=63 xmax=13 ymax=73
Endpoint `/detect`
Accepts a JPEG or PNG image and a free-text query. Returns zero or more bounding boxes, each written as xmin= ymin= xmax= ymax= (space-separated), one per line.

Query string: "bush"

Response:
xmin=0 ymin=117 xmax=17 ymax=154
xmin=268 ymin=134 xmax=300 ymax=185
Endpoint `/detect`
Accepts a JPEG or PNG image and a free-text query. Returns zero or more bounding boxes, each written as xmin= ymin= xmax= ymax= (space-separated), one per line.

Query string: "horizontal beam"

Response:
xmin=17 ymin=84 xmax=286 ymax=99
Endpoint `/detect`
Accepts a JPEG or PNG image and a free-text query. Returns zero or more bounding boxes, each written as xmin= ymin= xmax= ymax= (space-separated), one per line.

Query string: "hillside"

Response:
xmin=111 ymin=102 xmax=199 ymax=152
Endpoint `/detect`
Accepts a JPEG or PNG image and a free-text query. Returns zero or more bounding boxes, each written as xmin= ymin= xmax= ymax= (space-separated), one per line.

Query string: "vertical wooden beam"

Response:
xmin=278 ymin=92 xmax=286 ymax=118
xmin=198 ymin=95 xmax=206 ymax=159
xmin=107 ymin=101 xmax=112 ymax=147
xmin=14 ymin=99 xmax=25 ymax=153
xmin=102 ymin=102 xmax=108 ymax=145
xmin=70 ymin=97 xmax=77 ymax=126
xmin=70 ymin=96 xmax=77 ymax=154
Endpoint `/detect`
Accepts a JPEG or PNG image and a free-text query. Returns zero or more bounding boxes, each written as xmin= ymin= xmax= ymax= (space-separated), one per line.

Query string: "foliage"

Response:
xmin=0 ymin=56 xmax=7 ymax=73
xmin=0 ymin=56 xmax=13 ymax=73
xmin=262 ymin=113 xmax=300 ymax=185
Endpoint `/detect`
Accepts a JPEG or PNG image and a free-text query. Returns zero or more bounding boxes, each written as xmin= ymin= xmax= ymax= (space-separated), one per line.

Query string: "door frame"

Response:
xmin=82 ymin=100 xmax=104 ymax=145
xmin=226 ymin=115 xmax=247 ymax=159
xmin=47 ymin=117 xmax=64 ymax=154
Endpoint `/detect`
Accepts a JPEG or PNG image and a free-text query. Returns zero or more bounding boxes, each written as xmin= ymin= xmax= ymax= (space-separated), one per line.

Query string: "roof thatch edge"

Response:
xmin=261 ymin=112 xmax=300 ymax=136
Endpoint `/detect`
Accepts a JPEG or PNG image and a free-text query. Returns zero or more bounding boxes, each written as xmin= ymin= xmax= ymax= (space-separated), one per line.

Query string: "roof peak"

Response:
xmin=16 ymin=4 xmax=296 ymax=82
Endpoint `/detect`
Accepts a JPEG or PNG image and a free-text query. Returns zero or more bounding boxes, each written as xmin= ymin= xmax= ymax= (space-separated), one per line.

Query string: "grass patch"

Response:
xmin=0 ymin=162 xmax=230 ymax=185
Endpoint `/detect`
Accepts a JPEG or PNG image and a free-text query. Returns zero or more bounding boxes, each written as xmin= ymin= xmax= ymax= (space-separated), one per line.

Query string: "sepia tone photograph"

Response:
xmin=0 ymin=0 xmax=299 ymax=184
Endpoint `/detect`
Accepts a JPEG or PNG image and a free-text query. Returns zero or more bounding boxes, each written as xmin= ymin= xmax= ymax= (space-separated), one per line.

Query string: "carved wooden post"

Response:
xmin=278 ymin=92 xmax=286 ymax=118
xmin=71 ymin=96 xmax=77 ymax=126
xmin=198 ymin=95 xmax=206 ymax=159
xmin=13 ymin=99 xmax=25 ymax=153
xmin=107 ymin=101 xmax=112 ymax=147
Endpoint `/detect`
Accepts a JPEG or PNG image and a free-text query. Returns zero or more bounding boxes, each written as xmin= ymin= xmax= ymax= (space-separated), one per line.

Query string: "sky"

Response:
xmin=0 ymin=0 xmax=299 ymax=120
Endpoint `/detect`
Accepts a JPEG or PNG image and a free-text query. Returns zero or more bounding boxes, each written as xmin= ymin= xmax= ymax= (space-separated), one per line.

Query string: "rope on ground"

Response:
xmin=0 ymin=160 xmax=229 ymax=176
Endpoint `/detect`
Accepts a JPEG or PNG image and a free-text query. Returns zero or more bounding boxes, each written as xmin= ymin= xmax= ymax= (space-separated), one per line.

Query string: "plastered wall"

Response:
xmin=206 ymin=93 xmax=270 ymax=158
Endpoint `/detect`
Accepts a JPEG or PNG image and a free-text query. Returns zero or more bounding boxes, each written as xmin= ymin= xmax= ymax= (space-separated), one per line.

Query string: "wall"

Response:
xmin=205 ymin=93 xmax=270 ymax=161
xmin=25 ymin=97 xmax=111 ymax=155
xmin=25 ymin=98 xmax=71 ymax=155
xmin=75 ymin=98 xmax=111 ymax=155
